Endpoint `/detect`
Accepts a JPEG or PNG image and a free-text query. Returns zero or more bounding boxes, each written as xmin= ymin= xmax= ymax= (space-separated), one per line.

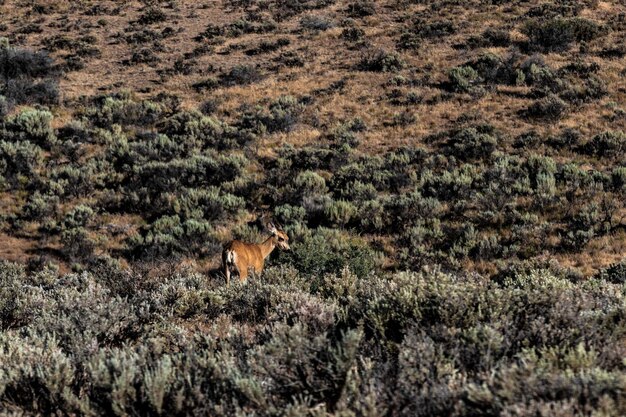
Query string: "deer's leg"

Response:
xmin=224 ymin=264 xmax=231 ymax=286
xmin=223 ymin=249 xmax=237 ymax=286
xmin=239 ymin=262 xmax=248 ymax=283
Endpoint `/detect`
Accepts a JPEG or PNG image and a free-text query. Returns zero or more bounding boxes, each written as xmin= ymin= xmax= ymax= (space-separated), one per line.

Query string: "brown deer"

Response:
xmin=222 ymin=222 xmax=290 ymax=285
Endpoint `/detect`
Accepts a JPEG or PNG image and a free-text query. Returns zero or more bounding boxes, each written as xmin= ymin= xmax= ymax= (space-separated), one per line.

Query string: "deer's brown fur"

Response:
xmin=222 ymin=223 xmax=289 ymax=285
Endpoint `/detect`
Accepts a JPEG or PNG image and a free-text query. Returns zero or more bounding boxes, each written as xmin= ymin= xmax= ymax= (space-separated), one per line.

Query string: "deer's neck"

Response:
xmin=259 ymin=236 xmax=276 ymax=259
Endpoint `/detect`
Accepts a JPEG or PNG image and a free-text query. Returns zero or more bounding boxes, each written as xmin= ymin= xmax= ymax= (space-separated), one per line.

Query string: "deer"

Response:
xmin=222 ymin=222 xmax=290 ymax=285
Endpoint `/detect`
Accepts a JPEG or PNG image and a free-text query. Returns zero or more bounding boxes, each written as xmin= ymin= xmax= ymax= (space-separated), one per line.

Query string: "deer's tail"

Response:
xmin=223 ymin=249 xmax=237 ymax=268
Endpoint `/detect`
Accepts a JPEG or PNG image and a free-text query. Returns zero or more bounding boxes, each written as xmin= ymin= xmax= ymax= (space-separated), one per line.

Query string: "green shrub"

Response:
xmin=582 ymin=131 xmax=625 ymax=158
xmin=324 ymin=199 xmax=357 ymax=227
xmin=523 ymin=17 xmax=606 ymax=51
xmin=220 ymin=64 xmax=263 ymax=86
xmin=128 ymin=215 xmax=220 ymax=259
xmin=525 ymin=154 xmax=557 ymax=189
xmin=21 ymin=192 xmax=59 ymax=221
xmin=277 ymin=228 xmax=379 ymax=277
xmin=42 ymin=34 xmax=99 ymax=57
xmin=548 ymin=127 xmax=583 ymax=149
xmin=595 ymin=260 xmax=626 ymax=284
xmin=421 ymin=165 xmax=477 ymax=200
xmin=61 ymin=227 xmax=96 ymax=261
xmin=137 ymin=6 xmax=167 ymax=24
xmin=0 ymin=140 xmax=44 ymax=189
xmin=0 ymin=261 xmax=30 ymax=329
xmin=274 ymin=204 xmax=307 ymax=225
xmin=294 ymin=170 xmax=328 ymax=196
xmin=411 ymin=18 xmax=456 ymax=38
xmin=0 ymin=45 xmax=60 ymax=105
xmin=47 ymin=163 xmax=102 ymax=198
xmin=126 ymin=47 xmax=159 ymax=66
xmin=347 ymin=1 xmax=375 ymax=18
xmin=87 ymin=96 xmax=165 ymax=128
xmin=173 ymin=187 xmax=245 ymax=222
xmin=239 ymin=95 xmax=305 ymax=134
xmin=0 ymin=333 xmax=80 ymax=412
xmin=611 ymin=167 xmax=626 ymax=190
xmin=246 ymin=38 xmax=291 ymax=56
xmin=446 ymin=128 xmax=498 ymax=160
xmin=157 ymin=109 xmax=248 ymax=150
xmin=389 ymin=110 xmax=417 ymax=127
xmin=463 ymin=52 xmax=606 ymax=108
xmin=341 ymin=27 xmax=364 ymax=42
xmin=251 ymin=323 xmax=361 ymax=409
xmin=131 ymin=154 xmax=248 ymax=196
xmin=568 ymin=76 xmax=608 ymax=103
xmin=562 ymin=203 xmax=601 ymax=250
xmin=470 ymin=27 xmax=511 ymax=47
xmin=447 ymin=66 xmax=483 ymax=94
xmin=330 ymin=156 xmax=388 ymax=191
xmin=300 ymin=15 xmax=334 ymax=31
xmin=526 ymin=94 xmax=569 ymax=120
xmin=359 ymin=49 xmax=405 ymax=72
xmin=0 ymin=95 xmax=9 ymax=119
xmin=337 ymin=180 xmax=377 ymax=201
xmin=396 ymin=31 xmax=421 ymax=50
xmin=215 ymin=18 xmax=276 ymax=37
xmin=62 ymin=205 xmax=95 ymax=229
xmin=466 ymin=52 xmax=517 ymax=85
xmin=4 ymin=108 xmax=56 ymax=147
xmin=0 ymin=45 xmax=54 ymax=80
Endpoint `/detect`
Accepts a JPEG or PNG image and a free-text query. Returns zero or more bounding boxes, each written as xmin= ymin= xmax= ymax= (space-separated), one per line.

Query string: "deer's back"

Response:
xmin=224 ymin=240 xmax=263 ymax=267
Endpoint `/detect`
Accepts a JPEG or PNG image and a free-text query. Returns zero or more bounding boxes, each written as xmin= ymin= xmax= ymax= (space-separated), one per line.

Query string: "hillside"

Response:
xmin=0 ymin=0 xmax=624 ymax=276
xmin=0 ymin=0 xmax=626 ymax=414
xmin=3 ymin=1 xmax=626 ymax=144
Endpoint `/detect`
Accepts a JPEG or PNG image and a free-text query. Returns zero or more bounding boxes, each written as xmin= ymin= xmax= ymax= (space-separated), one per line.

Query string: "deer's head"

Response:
xmin=268 ymin=222 xmax=290 ymax=250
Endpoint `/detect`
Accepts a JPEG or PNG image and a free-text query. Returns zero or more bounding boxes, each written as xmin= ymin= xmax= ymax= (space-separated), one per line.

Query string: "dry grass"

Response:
xmin=0 ymin=0 xmax=624 ymax=275
xmin=0 ymin=0 xmax=623 ymax=152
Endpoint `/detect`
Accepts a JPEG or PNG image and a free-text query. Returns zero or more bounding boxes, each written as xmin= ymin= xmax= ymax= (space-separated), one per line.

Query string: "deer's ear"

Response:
xmin=267 ymin=222 xmax=278 ymax=235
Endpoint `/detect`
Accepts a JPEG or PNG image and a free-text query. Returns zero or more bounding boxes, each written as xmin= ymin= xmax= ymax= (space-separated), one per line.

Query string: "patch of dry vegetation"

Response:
xmin=0 ymin=0 xmax=624 ymax=275
xmin=0 ymin=1 xmax=625 ymax=413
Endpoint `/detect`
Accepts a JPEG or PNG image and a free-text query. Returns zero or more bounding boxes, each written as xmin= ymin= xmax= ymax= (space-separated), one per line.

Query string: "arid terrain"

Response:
xmin=0 ymin=0 xmax=625 ymax=415
xmin=1 ymin=0 xmax=625 ymax=274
